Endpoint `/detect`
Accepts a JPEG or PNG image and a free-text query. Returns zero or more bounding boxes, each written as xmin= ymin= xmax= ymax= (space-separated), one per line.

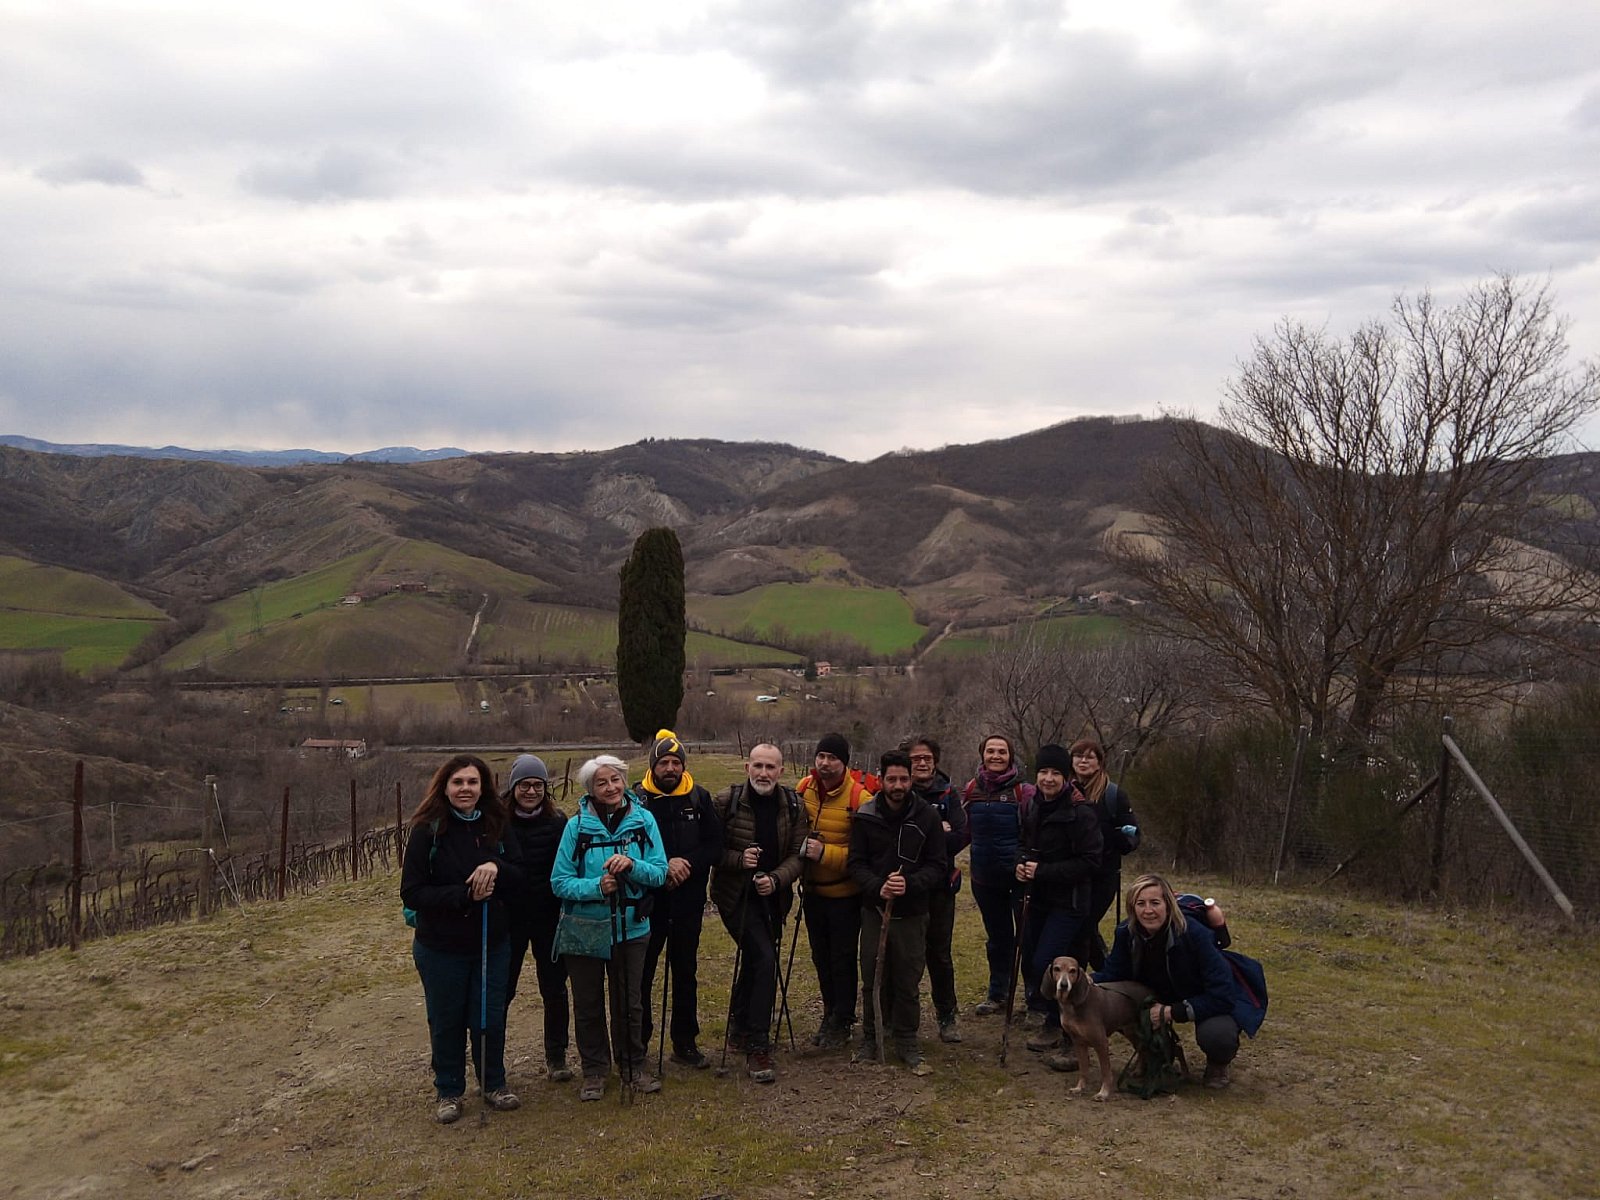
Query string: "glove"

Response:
xmin=1119 ymin=825 xmax=1138 ymax=838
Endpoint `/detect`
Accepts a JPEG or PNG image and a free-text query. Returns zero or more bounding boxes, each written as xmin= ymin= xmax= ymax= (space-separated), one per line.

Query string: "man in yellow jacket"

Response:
xmin=798 ymin=732 xmax=874 ymax=1049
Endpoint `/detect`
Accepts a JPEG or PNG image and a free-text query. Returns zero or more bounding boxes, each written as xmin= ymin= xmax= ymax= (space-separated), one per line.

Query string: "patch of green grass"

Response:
xmin=481 ymin=601 xmax=801 ymax=668
xmin=929 ymin=613 xmax=1127 ymax=659
xmin=0 ymin=555 xmax=165 ymax=619
xmin=691 ymin=582 xmax=926 ymax=656
xmin=0 ymin=611 xmax=167 ymax=671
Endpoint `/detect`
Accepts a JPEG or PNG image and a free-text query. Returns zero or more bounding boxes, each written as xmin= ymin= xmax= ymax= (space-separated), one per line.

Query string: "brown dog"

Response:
xmin=1042 ymin=956 xmax=1146 ymax=1101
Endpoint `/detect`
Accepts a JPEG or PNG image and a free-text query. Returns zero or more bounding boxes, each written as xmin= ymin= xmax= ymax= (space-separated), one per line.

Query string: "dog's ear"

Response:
xmin=1068 ymin=962 xmax=1090 ymax=1003
xmin=1041 ymin=960 xmax=1061 ymax=995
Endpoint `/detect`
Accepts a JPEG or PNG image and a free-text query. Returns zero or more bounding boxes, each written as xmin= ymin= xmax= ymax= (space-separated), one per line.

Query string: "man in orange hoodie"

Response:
xmin=797 ymin=732 xmax=874 ymax=1050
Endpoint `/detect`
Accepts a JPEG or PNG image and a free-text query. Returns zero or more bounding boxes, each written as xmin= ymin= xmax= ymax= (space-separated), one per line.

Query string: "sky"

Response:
xmin=2 ymin=0 xmax=1598 ymax=461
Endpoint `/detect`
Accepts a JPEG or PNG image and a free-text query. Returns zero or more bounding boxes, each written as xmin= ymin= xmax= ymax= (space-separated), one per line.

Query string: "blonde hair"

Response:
xmin=1125 ymin=873 xmax=1187 ymax=941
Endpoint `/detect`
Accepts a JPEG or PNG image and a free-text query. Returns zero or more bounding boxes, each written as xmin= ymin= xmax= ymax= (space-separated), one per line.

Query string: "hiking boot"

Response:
xmin=727 ymin=1027 xmax=752 ymax=1054
xmin=851 ymin=1033 xmax=881 ymax=1064
xmin=579 ymin=1077 xmax=605 ymax=1102
xmin=1043 ymin=1050 xmax=1080 ymax=1073
xmin=973 ymin=998 xmax=1003 ymax=1016
xmin=746 ymin=1049 xmax=777 ymax=1084
xmin=627 ymin=1070 xmax=663 ymax=1094
xmin=1203 ymin=1061 xmax=1231 ymax=1090
xmin=895 ymin=1044 xmax=932 ymax=1076
xmin=435 ymin=1094 xmax=464 ymax=1124
xmin=1026 ymin=1027 xmax=1063 ymax=1052
xmin=937 ymin=1014 xmax=963 ymax=1043
xmin=670 ymin=1045 xmax=710 ymax=1070
xmin=546 ymin=1059 xmax=575 ymax=1083
xmin=485 ymin=1087 xmax=521 ymax=1112
xmin=816 ymin=1020 xmax=852 ymax=1051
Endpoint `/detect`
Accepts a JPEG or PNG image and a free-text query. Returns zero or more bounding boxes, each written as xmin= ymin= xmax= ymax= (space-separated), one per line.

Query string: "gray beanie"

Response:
xmin=507 ymin=754 xmax=549 ymax=791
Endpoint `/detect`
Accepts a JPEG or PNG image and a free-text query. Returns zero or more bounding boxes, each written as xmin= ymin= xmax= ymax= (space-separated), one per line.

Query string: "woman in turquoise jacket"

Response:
xmin=551 ymin=754 xmax=669 ymax=1100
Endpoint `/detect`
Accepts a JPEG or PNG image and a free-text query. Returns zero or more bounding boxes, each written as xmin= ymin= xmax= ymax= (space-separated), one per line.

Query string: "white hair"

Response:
xmin=577 ymin=754 xmax=630 ymax=795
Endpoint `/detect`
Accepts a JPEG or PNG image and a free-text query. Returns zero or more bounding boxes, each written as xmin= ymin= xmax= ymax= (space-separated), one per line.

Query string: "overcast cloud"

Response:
xmin=1 ymin=0 xmax=1597 ymax=459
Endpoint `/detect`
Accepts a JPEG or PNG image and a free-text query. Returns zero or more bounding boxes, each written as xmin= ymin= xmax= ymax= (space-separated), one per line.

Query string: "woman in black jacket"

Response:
xmin=1015 ymin=743 xmax=1103 ymax=1055
xmin=1071 ymin=738 xmax=1139 ymax=966
xmin=500 ymin=753 xmax=575 ymax=1083
xmin=400 ymin=754 xmax=522 ymax=1123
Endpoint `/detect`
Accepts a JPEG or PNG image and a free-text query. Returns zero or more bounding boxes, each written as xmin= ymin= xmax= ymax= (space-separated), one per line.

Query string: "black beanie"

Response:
xmin=816 ymin=732 xmax=851 ymax=764
xmin=1035 ymin=743 xmax=1073 ymax=775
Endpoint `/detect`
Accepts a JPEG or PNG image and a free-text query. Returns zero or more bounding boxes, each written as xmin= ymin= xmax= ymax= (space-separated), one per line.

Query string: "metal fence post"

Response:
xmin=199 ymin=774 xmax=216 ymax=918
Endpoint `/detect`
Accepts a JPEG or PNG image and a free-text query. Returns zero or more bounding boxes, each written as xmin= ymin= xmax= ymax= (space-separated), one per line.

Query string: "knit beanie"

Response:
xmin=816 ymin=732 xmax=851 ymax=764
xmin=1035 ymin=743 xmax=1072 ymax=776
xmin=507 ymin=754 xmax=549 ymax=790
xmin=649 ymin=729 xmax=686 ymax=768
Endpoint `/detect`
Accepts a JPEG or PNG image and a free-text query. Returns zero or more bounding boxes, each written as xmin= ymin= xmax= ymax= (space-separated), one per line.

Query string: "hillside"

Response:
xmin=1 ymin=862 xmax=1594 ymax=1199
xmin=9 ymin=418 xmax=1600 ymax=677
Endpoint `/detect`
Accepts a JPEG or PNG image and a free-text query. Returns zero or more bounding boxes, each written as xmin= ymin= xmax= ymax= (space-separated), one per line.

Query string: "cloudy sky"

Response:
xmin=2 ymin=0 xmax=1598 ymax=460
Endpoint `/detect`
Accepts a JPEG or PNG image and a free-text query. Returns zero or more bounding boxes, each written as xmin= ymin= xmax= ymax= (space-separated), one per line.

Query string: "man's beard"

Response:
xmin=748 ymin=779 xmax=777 ymax=796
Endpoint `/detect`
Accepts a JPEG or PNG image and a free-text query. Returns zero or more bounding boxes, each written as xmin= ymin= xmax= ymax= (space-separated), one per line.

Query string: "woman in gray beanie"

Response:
xmin=500 ymin=754 xmax=576 ymax=1082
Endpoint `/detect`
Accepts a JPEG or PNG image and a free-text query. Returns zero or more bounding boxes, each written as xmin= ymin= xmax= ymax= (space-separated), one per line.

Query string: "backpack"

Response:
xmin=719 ymin=782 xmax=804 ymax=829
xmin=1176 ymin=893 xmax=1269 ymax=1016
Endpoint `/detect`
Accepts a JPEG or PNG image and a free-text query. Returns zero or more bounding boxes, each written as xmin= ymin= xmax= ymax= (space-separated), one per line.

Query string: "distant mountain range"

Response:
xmin=0 ymin=435 xmax=469 ymax=467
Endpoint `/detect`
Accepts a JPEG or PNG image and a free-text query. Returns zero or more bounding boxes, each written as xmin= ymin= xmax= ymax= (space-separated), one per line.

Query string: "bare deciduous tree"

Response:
xmin=1109 ymin=275 xmax=1600 ymax=745
xmin=981 ymin=624 xmax=1201 ymax=763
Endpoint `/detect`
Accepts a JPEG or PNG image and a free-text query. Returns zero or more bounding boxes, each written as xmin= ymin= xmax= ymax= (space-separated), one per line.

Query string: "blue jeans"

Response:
xmin=970 ymin=879 xmax=1024 ymax=1002
xmin=413 ymin=936 xmax=510 ymax=1098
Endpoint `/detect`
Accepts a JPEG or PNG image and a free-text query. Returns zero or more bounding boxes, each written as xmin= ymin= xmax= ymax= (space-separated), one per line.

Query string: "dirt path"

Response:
xmin=3 ymin=876 xmax=1596 ymax=1199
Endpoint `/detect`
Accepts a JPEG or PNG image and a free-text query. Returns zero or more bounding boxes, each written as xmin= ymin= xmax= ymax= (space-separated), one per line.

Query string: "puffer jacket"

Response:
xmin=798 ymin=772 xmax=873 ymax=899
xmin=1017 ymin=789 xmax=1103 ymax=914
xmin=913 ymin=771 xmax=969 ymax=893
xmin=963 ymin=769 xmax=1036 ymax=888
xmin=1097 ymin=915 xmax=1267 ymax=1036
xmin=710 ymin=782 xmax=807 ymax=914
xmin=550 ymin=794 xmax=669 ymax=943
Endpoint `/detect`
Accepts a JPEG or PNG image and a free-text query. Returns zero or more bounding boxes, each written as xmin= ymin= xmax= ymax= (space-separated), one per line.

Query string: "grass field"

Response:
xmin=2 ymin=826 xmax=1594 ymax=1199
xmin=0 ymin=611 xmax=167 ymax=672
xmin=691 ymin=582 xmax=927 ymax=656
xmin=930 ymin=613 xmax=1126 ymax=659
xmin=481 ymin=601 xmax=801 ymax=668
xmin=0 ymin=555 xmax=169 ymax=671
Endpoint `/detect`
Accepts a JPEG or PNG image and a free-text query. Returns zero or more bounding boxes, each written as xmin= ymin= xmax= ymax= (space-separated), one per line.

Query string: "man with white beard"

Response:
xmin=710 ymin=744 xmax=808 ymax=1084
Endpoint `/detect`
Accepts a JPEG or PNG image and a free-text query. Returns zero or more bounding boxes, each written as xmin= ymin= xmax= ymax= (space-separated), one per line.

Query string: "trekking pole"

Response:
xmin=612 ymin=891 xmax=634 ymax=1105
xmin=769 ymin=897 xmax=797 ymax=1051
xmin=656 ymin=920 xmax=671 ymax=1074
xmin=872 ymin=886 xmax=895 ymax=1064
xmin=715 ymin=882 xmax=750 ymax=1077
xmin=478 ymin=900 xmax=489 ymax=1127
xmin=998 ymin=886 xmax=1031 ymax=1067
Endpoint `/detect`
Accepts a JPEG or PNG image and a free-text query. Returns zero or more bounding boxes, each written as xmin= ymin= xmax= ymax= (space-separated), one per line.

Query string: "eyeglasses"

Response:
xmin=908 ymin=754 xmax=935 ymax=763
xmin=514 ymin=780 xmax=545 ymax=791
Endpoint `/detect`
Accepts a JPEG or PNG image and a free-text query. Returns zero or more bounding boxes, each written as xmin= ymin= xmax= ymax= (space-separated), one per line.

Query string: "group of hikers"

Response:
xmin=399 ymin=729 xmax=1266 ymax=1122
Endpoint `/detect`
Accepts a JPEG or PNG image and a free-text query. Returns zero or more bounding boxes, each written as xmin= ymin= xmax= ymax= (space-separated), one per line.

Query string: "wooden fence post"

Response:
xmin=1431 ymin=716 xmax=1453 ymax=896
xmin=349 ymin=778 xmax=359 ymax=882
xmin=395 ymin=781 xmax=403 ymax=857
xmin=277 ymin=785 xmax=291 ymax=901
xmin=71 ymin=760 xmax=85 ymax=952
xmin=1273 ymin=725 xmax=1310 ymax=884
xmin=199 ymin=774 xmax=216 ymax=918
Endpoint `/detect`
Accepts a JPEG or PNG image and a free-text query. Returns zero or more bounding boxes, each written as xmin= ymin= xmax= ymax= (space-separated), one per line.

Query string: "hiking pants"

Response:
xmin=859 ymin=907 xmax=929 ymax=1047
xmin=719 ymin=894 xmax=782 ymax=1053
xmin=506 ymin=907 xmax=571 ymax=1068
xmin=803 ymin=891 xmax=862 ymax=1027
xmin=970 ymin=878 xmax=1024 ymax=1003
xmin=924 ymin=887 xmax=959 ymax=1021
xmin=412 ymin=936 xmax=510 ymax=1098
xmin=1021 ymin=904 xmax=1088 ymax=1029
xmin=1195 ymin=1014 xmax=1241 ymax=1064
xmin=566 ymin=935 xmax=649 ymax=1081
xmin=641 ymin=902 xmax=705 ymax=1052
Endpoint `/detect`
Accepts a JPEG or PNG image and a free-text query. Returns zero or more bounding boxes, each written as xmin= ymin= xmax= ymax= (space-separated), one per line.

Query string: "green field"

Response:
xmin=930 ymin=613 xmax=1126 ymax=659
xmin=482 ymin=602 xmax=800 ymax=667
xmin=163 ymin=539 xmax=549 ymax=674
xmin=0 ymin=611 xmax=166 ymax=672
xmin=0 ymin=555 xmax=165 ymax=619
xmin=690 ymin=582 xmax=926 ymax=656
xmin=0 ymin=555 xmax=168 ymax=671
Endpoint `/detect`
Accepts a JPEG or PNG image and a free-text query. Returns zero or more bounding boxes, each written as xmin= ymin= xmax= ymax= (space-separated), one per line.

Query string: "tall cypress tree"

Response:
xmin=616 ymin=526 xmax=686 ymax=743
